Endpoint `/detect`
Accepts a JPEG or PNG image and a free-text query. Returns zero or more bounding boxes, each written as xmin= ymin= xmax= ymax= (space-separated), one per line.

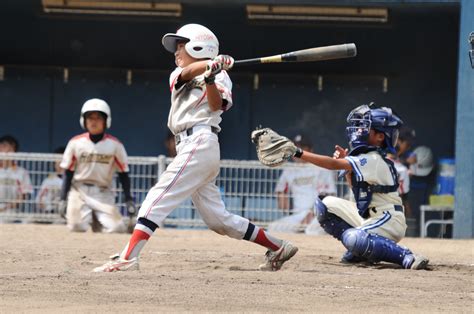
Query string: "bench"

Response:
xmin=419 ymin=205 xmax=454 ymax=238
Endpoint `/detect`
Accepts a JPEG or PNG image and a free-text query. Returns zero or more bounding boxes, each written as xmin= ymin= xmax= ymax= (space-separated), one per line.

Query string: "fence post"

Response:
xmin=157 ymin=155 xmax=167 ymax=180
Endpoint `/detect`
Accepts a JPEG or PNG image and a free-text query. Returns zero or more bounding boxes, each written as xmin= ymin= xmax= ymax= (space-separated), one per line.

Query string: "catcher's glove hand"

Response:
xmin=251 ymin=127 xmax=302 ymax=167
xmin=126 ymin=200 xmax=137 ymax=217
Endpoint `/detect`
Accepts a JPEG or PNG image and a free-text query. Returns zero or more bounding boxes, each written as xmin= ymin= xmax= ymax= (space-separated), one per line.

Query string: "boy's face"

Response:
xmin=54 ymin=160 xmax=62 ymax=174
xmin=85 ymin=112 xmax=106 ymax=135
xmin=0 ymin=142 xmax=15 ymax=153
xmin=0 ymin=142 xmax=15 ymax=168
xmin=397 ymin=139 xmax=410 ymax=155
xmin=368 ymin=129 xmax=385 ymax=147
xmin=175 ymin=42 xmax=198 ymax=68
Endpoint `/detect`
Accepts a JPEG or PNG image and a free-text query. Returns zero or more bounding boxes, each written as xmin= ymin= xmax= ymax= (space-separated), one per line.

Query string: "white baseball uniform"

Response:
xmin=323 ymin=150 xmax=407 ymax=242
xmin=60 ymin=133 xmax=129 ymax=233
xmin=0 ymin=164 xmax=33 ymax=211
xmin=36 ymin=174 xmax=62 ymax=213
xmin=269 ymin=164 xmax=336 ymax=234
xmin=136 ymin=67 xmax=250 ymax=239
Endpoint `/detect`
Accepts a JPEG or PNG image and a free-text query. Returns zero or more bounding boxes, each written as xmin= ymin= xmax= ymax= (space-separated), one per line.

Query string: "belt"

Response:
xmin=80 ymin=182 xmax=108 ymax=189
xmin=175 ymin=125 xmax=218 ymax=145
xmin=370 ymin=205 xmax=404 ymax=214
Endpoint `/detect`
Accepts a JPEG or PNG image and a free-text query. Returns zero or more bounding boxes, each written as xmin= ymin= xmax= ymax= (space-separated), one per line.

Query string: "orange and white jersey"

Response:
xmin=167 ymin=67 xmax=233 ymax=135
xmin=0 ymin=164 xmax=33 ymax=209
xmin=275 ymin=165 xmax=337 ymax=213
xmin=60 ymin=133 xmax=129 ymax=188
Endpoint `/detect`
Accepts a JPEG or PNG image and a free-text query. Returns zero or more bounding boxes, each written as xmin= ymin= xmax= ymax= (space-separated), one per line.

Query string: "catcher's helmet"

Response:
xmin=162 ymin=23 xmax=219 ymax=59
xmin=80 ymin=98 xmax=111 ymax=129
xmin=346 ymin=103 xmax=403 ymax=153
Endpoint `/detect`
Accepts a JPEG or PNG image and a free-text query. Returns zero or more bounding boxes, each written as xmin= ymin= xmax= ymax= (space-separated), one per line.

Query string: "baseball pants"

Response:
xmin=66 ymin=184 xmax=126 ymax=233
xmin=322 ymin=196 xmax=407 ymax=242
xmin=138 ymin=129 xmax=249 ymax=239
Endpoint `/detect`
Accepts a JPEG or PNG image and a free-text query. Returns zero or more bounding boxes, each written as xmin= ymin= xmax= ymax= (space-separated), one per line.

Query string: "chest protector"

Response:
xmin=350 ymin=148 xmax=399 ymax=218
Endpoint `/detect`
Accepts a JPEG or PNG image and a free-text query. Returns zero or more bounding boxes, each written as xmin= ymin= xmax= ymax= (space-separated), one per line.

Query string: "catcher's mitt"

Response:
xmin=251 ymin=127 xmax=298 ymax=167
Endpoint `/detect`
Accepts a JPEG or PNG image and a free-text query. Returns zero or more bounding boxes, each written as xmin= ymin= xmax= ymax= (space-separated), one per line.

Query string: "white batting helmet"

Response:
xmin=162 ymin=23 xmax=219 ymax=59
xmin=80 ymin=98 xmax=112 ymax=129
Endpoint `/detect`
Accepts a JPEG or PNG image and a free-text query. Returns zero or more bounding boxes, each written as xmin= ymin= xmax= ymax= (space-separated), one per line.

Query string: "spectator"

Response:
xmin=36 ymin=147 xmax=65 ymax=213
xmin=397 ymin=126 xmax=417 ymax=168
xmin=164 ymin=130 xmax=177 ymax=158
xmin=387 ymin=150 xmax=411 ymax=217
xmin=269 ymin=134 xmax=337 ymax=235
xmin=0 ymin=135 xmax=33 ymax=211
xmin=388 ymin=129 xmax=413 ymax=217
xmin=409 ymin=146 xmax=435 ymax=178
xmin=408 ymin=145 xmax=437 ymax=236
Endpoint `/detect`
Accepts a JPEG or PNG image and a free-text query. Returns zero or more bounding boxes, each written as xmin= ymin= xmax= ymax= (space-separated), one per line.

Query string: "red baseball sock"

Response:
xmin=121 ymin=229 xmax=150 ymax=260
xmin=244 ymin=223 xmax=282 ymax=251
xmin=254 ymin=229 xmax=281 ymax=251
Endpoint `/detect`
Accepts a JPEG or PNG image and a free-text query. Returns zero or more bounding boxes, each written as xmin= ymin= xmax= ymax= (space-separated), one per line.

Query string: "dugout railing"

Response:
xmin=0 ymin=152 xmax=347 ymax=228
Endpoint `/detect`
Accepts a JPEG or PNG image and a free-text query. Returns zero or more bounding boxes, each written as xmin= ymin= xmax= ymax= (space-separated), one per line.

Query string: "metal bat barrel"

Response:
xmin=234 ymin=43 xmax=357 ymax=67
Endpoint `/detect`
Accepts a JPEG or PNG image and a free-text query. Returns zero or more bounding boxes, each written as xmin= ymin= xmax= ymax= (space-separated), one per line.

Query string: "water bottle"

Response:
xmin=436 ymin=158 xmax=455 ymax=195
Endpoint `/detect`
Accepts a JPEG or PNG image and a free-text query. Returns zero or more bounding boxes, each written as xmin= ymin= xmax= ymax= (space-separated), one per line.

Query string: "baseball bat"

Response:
xmin=233 ymin=43 xmax=357 ymax=67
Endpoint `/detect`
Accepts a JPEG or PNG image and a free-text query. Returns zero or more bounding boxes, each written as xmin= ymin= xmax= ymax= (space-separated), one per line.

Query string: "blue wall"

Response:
xmin=0 ymin=3 xmax=460 ymax=162
xmin=453 ymin=0 xmax=474 ymax=238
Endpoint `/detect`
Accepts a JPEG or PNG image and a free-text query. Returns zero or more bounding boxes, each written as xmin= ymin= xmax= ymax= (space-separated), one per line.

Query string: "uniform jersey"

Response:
xmin=345 ymin=151 xmax=402 ymax=209
xmin=36 ymin=174 xmax=62 ymax=212
xmin=168 ymin=67 xmax=233 ymax=134
xmin=60 ymin=133 xmax=129 ymax=188
xmin=275 ymin=165 xmax=336 ymax=213
xmin=0 ymin=164 xmax=33 ymax=210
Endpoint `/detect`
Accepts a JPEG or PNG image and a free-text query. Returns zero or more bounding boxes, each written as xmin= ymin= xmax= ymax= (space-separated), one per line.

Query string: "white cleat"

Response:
xmin=92 ymin=255 xmax=139 ymax=273
xmin=259 ymin=241 xmax=298 ymax=271
xmin=409 ymin=254 xmax=430 ymax=270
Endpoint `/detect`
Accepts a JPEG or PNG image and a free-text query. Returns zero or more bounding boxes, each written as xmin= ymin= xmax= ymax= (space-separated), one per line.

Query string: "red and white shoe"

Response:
xmin=92 ymin=254 xmax=139 ymax=272
xmin=259 ymin=241 xmax=298 ymax=271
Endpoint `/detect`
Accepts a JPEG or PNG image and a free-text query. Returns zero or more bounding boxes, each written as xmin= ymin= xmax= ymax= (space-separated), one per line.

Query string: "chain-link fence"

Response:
xmin=0 ymin=152 xmax=348 ymax=228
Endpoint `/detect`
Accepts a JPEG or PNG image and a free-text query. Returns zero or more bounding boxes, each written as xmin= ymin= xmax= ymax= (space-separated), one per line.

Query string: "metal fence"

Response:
xmin=0 ymin=152 xmax=348 ymax=228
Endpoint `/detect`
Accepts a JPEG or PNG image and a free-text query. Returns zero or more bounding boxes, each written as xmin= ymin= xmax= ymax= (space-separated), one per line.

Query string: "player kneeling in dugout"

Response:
xmin=59 ymin=99 xmax=135 ymax=233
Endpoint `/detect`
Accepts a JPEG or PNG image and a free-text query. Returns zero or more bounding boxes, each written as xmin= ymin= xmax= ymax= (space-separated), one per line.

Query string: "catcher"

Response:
xmin=252 ymin=104 xmax=429 ymax=270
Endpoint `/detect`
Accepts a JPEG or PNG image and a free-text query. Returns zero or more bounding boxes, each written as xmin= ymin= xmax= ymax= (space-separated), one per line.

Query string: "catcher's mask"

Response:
xmin=346 ymin=103 xmax=403 ymax=154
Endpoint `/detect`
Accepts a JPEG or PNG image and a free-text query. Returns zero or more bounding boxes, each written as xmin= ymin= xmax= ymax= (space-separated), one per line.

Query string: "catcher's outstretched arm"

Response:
xmin=299 ymin=151 xmax=352 ymax=171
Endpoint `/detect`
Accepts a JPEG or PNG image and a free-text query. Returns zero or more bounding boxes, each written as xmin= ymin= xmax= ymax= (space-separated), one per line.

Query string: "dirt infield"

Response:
xmin=1 ymin=224 xmax=472 ymax=313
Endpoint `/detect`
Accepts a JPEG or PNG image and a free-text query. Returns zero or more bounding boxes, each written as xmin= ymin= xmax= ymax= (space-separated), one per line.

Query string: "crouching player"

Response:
xmin=294 ymin=104 xmax=429 ymax=269
xmin=59 ymin=99 xmax=135 ymax=233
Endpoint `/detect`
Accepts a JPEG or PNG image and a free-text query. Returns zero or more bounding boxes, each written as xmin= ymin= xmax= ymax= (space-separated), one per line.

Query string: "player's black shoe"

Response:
xmin=340 ymin=251 xmax=378 ymax=265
